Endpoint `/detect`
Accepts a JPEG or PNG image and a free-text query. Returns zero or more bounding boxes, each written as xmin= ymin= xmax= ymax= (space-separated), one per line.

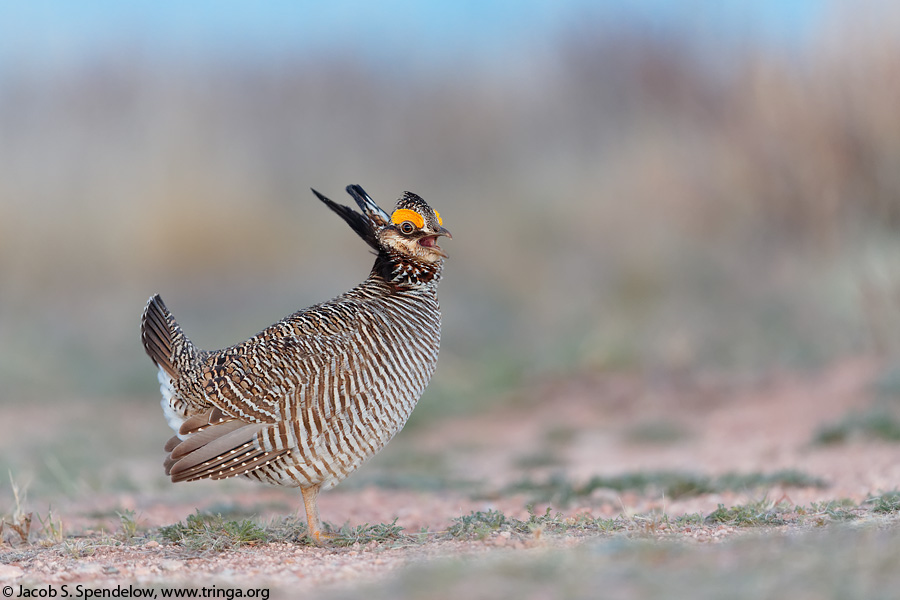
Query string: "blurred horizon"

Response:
xmin=3 ymin=0 xmax=900 ymax=410
xmin=2 ymin=1 xmax=830 ymax=73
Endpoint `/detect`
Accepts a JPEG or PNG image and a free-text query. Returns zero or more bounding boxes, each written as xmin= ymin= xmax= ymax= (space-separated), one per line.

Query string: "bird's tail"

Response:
xmin=140 ymin=294 xmax=195 ymax=378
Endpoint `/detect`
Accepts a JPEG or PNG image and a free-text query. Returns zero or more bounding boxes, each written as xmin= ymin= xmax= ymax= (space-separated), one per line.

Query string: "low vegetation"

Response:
xmin=499 ymin=469 xmax=826 ymax=506
xmin=6 ymin=492 xmax=900 ymax=554
xmin=158 ymin=511 xmax=268 ymax=551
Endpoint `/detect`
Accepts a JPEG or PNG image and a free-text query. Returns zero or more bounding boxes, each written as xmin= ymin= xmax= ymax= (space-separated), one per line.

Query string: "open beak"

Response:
xmin=419 ymin=226 xmax=452 ymax=258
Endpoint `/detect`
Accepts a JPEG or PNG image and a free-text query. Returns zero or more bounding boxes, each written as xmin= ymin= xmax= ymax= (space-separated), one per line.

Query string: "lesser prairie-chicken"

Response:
xmin=140 ymin=185 xmax=451 ymax=543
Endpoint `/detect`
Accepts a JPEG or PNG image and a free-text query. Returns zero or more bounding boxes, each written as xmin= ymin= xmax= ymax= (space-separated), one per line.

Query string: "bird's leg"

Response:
xmin=301 ymin=484 xmax=328 ymax=545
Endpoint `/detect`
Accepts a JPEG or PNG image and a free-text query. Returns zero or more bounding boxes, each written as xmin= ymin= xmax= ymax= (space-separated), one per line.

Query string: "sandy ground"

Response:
xmin=1 ymin=357 xmax=898 ymax=595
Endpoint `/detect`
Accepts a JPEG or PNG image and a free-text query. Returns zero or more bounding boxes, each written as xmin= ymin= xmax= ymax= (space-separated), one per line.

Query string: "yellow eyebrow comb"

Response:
xmin=391 ymin=209 xmax=425 ymax=229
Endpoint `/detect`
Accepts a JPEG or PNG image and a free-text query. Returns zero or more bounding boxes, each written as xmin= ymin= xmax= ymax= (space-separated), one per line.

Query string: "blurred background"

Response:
xmin=2 ymin=0 xmax=900 ymax=498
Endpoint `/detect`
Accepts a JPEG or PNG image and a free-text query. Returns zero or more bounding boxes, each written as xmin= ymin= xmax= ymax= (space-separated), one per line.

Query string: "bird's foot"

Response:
xmin=309 ymin=528 xmax=336 ymax=546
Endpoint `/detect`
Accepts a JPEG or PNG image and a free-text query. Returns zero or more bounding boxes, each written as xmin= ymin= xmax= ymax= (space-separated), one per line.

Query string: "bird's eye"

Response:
xmin=400 ymin=221 xmax=415 ymax=235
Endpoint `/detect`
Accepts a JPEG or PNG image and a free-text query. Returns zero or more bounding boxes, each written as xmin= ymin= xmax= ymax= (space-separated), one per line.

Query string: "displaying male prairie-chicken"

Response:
xmin=140 ymin=185 xmax=451 ymax=544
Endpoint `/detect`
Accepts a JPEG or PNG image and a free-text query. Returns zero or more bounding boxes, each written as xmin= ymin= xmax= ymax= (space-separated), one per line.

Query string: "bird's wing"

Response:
xmin=162 ymin=300 xmax=371 ymax=480
xmin=189 ymin=304 xmax=364 ymax=426
xmin=162 ymin=407 xmax=291 ymax=482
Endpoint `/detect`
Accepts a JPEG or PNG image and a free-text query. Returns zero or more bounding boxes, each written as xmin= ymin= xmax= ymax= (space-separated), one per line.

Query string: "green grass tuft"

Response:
xmin=802 ymin=499 xmax=861 ymax=522
xmin=447 ymin=506 xmax=626 ymax=540
xmin=705 ymin=501 xmax=786 ymax=526
xmin=326 ymin=518 xmax=409 ymax=547
xmin=117 ymin=509 xmax=139 ymax=542
xmin=867 ymin=491 xmax=900 ymax=513
xmin=448 ymin=509 xmax=517 ymax=540
xmin=158 ymin=511 xmax=268 ymax=551
xmin=36 ymin=508 xmax=64 ymax=545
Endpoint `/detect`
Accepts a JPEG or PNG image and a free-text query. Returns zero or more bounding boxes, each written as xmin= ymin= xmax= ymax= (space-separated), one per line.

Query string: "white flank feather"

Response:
xmin=157 ymin=366 xmax=186 ymax=434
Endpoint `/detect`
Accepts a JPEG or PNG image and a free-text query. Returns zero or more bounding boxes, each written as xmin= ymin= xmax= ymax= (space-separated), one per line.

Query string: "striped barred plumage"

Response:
xmin=140 ymin=185 xmax=450 ymax=544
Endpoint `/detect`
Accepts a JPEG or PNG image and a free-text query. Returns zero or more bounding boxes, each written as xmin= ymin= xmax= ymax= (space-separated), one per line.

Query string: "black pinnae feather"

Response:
xmin=346 ymin=185 xmax=391 ymax=226
xmin=311 ymin=188 xmax=378 ymax=249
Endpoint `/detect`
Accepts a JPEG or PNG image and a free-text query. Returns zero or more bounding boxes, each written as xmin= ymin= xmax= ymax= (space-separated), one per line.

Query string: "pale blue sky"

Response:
xmin=0 ymin=0 xmax=830 ymax=72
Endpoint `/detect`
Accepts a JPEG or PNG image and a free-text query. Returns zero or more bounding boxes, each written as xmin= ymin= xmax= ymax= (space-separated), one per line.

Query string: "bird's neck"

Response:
xmin=371 ymin=250 xmax=444 ymax=292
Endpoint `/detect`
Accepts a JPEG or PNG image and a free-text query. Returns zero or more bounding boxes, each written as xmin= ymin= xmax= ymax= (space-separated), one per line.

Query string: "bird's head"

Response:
xmin=313 ymin=185 xmax=452 ymax=264
xmin=378 ymin=191 xmax=451 ymax=263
